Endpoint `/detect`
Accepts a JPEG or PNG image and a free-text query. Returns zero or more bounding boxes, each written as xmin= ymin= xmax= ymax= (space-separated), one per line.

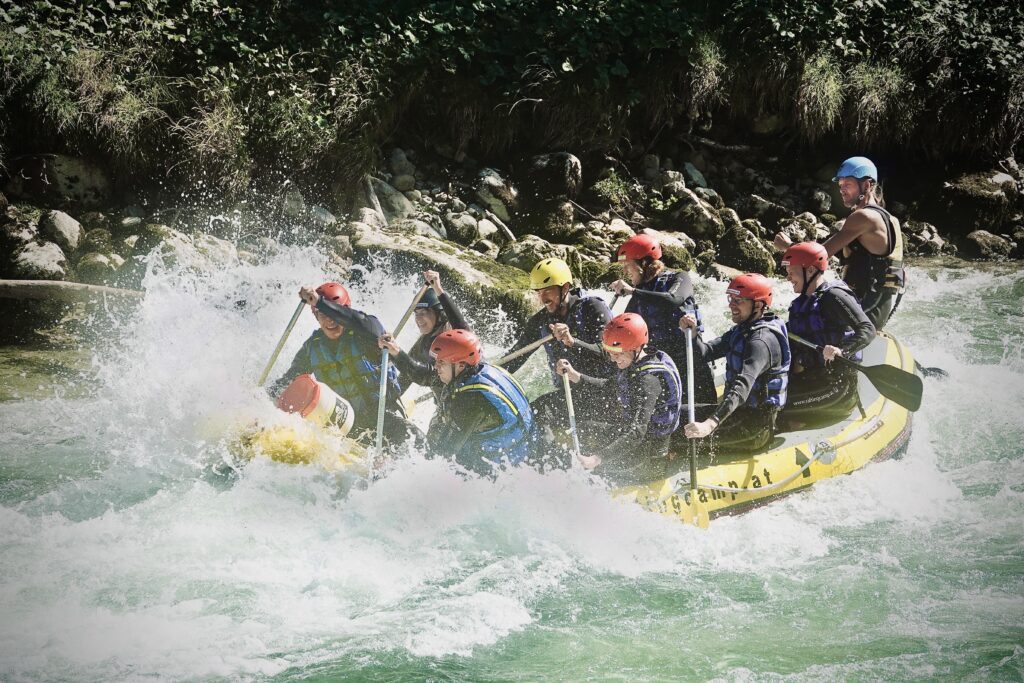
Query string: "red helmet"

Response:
xmin=782 ymin=242 xmax=828 ymax=272
xmin=727 ymin=273 xmax=774 ymax=307
xmin=602 ymin=313 xmax=649 ymax=353
xmin=316 ymin=282 xmax=351 ymax=307
xmin=616 ymin=233 xmax=662 ymax=262
xmin=431 ymin=329 xmax=482 ymax=365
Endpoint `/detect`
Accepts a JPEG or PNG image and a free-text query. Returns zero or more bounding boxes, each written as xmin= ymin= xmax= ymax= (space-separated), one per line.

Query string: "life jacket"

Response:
xmin=538 ymin=288 xmax=612 ymax=386
xmin=446 ymin=363 xmax=534 ymax=466
xmin=788 ymin=280 xmax=864 ymax=369
xmin=307 ymin=329 xmax=401 ymax=419
xmin=629 ymin=271 xmax=705 ymax=347
xmin=841 ymin=204 xmax=905 ymax=305
xmin=615 ymin=349 xmax=683 ymax=438
xmin=724 ymin=313 xmax=791 ymax=410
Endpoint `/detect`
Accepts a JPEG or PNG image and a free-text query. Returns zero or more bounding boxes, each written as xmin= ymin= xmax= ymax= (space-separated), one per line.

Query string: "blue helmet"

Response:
xmin=833 ymin=156 xmax=878 ymax=183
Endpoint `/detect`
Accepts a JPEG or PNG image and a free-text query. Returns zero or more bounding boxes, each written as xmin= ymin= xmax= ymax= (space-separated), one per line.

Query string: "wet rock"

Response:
xmin=354 ymin=207 xmax=386 ymax=230
xmin=310 ymin=206 xmax=337 ymax=228
xmin=810 ymin=189 xmax=831 ymax=215
xmin=682 ymin=162 xmax=708 ymax=189
xmin=941 ymin=171 xmax=1020 ymax=234
xmin=444 ymin=212 xmax=480 ymax=245
xmin=521 ymin=153 xmax=582 ymax=201
xmin=76 ymin=252 xmax=117 ymax=284
xmin=40 ymin=210 xmax=82 ymax=255
xmin=395 ymin=218 xmax=446 ymax=240
xmin=476 ymin=168 xmax=517 ymax=223
xmin=733 ymin=194 xmax=794 ymax=230
xmin=667 ymin=188 xmax=724 ymax=240
xmin=717 ymin=224 xmax=775 ymax=275
xmin=392 ymin=174 xmax=416 ymax=192
xmin=964 ymin=230 xmax=1012 ymax=260
xmin=471 ymin=239 xmax=500 ymax=259
xmin=11 ymin=241 xmax=68 ymax=280
xmin=359 ymin=178 xmax=415 ymax=224
xmin=497 ymin=234 xmax=582 ymax=275
xmin=389 ymin=148 xmax=416 ymax=177
xmin=693 ymin=187 xmax=723 ymax=209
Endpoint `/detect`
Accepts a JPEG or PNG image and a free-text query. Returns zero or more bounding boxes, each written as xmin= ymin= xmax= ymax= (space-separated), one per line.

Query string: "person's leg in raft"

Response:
xmin=780 ymin=367 xmax=859 ymax=430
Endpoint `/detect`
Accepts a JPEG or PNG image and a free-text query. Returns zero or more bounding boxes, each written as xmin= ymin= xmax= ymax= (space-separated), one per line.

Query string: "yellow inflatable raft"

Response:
xmin=614 ymin=330 xmax=918 ymax=525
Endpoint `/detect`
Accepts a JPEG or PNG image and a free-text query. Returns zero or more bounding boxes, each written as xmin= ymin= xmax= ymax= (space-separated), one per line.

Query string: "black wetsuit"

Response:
xmin=391 ymin=292 xmax=470 ymax=400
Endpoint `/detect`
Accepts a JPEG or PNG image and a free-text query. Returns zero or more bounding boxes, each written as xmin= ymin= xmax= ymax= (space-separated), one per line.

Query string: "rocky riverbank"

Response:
xmin=3 ymin=143 xmax=1023 ymax=335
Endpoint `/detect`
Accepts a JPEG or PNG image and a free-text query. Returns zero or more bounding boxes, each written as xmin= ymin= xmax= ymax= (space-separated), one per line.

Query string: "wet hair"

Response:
xmin=641 ymin=258 xmax=666 ymax=283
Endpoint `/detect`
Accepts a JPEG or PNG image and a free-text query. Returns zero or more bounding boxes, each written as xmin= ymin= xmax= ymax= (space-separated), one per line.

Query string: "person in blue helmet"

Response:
xmin=268 ymin=282 xmax=418 ymax=447
xmin=500 ymin=257 xmax=616 ymax=451
xmin=427 ymin=329 xmax=535 ymax=476
xmin=774 ymin=156 xmax=905 ymax=329
xmin=556 ymin=313 xmax=683 ymax=486
xmin=681 ymin=273 xmax=791 ymax=455
xmin=779 ymin=242 xmax=875 ymax=427
xmin=601 ymin=232 xmax=717 ymax=417
xmin=377 ymin=270 xmax=470 ymax=402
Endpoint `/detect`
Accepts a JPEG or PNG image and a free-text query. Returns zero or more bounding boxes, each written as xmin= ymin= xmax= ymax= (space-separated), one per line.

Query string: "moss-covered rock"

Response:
xmin=350 ymin=222 xmax=534 ymax=322
xmin=940 ymin=171 xmax=1021 ymax=235
xmin=717 ymin=224 xmax=776 ymax=275
xmin=963 ymin=230 xmax=1012 ymax=260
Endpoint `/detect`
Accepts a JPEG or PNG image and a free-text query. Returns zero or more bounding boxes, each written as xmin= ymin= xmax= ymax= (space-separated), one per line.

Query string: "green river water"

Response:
xmin=0 ymin=249 xmax=1021 ymax=682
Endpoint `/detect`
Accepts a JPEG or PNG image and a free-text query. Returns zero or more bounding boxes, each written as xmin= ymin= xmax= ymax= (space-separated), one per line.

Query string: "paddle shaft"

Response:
xmin=685 ymin=327 xmax=697 ymax=493
xmin=257 ymin=301 xmax=306 ymax=386
xmin=562 ymin=372 xmax=583 ymax=460
xmin=495 ymin=334 xmax=555 ymax=367
xmin=374 ymin=285 xmax=431 ymax=462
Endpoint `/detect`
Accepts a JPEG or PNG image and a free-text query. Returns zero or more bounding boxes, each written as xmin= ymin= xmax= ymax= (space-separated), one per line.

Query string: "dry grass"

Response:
xmin=795 ymin=52 xmax=843 ymax=143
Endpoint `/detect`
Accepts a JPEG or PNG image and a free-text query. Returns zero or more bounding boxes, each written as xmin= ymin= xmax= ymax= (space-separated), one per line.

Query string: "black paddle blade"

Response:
xmin=862 ymin=363 xmax=923 ymax=412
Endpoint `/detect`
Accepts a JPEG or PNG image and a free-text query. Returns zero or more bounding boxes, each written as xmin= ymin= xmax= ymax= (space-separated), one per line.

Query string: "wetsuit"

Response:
xmin=575 ymin=348 xmax=682 ymax=486
xmin=428 ymin=363 xmax=535 ymax=475
xmin=502 ymin=289 xmax=616 ymax=435
xmin=840 ymin=203 xmax=905 ymax=330
xmin=783 ymin=280 xmax=875 ymax=426
xmin=391 ymin=291 xmax=470 ymax=400
xmin=269 ymin=297 xmax=420 ymax=447
xmin=693 ymin=312 xmax=790 ymax=455
xmin=623 ymin=269 xmax=717 ymax=414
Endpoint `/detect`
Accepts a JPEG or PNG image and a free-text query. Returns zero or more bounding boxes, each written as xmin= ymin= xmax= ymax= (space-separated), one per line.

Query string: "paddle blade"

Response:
xmin=862 ymin=363 xmax=923 ymax=412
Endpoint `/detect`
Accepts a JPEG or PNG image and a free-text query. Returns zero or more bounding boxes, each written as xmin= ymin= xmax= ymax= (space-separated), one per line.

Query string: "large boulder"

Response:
xmin=497 ymin=234 xmax=582 ymax=276
xmin=940 ymin=171 xmax=1021 ymax=235
xmin=39 ymin=210 xmax=83 ymax=254
xmin=352 ymin=178 xmax=415 ymax=225
xmin=10 ymin=241 xmax=68 ymax=280
xmin=666 ymin=188 xmax=724 ymax=239
xmin=76 ymin=252 xmax=118 ymax=284
xmin=347 ymin=221 xmax=534 ymax=321
xmin=717 ymin=224 xmax=776 ymax=276
xmin=733 ymin=194 xmax=794 ymax=231
xmin=476 ymin=168 xmax=518 ymax=223
xmin=444 ymin=212 xmax=481 ymax=244
xmin=520 ymin=153 xmax=582 ymax=202
xmin=963 ymin=230 xmax=1012 ymax=260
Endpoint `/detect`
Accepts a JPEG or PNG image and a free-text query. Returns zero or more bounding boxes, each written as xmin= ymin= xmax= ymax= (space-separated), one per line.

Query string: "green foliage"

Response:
xmin=0 ymin=0 xmax=1020 ymax=199
xmin=591 ymin=171 xmax=647 ymax=214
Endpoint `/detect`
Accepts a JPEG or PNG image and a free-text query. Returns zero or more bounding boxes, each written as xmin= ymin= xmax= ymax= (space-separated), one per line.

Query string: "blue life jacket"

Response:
xmin=628 ymin=271 xmax=704 ymax=349
xmin=788 ymin=280 xmax=863 ymax=369
xmin=724 ymin=314 xmax=791 ymax=410
xmin=538 ymin=289 xmax=611 ymax=386
xmin=307 ymin=329 xmax=401 ymax=419
xmin=615 ymin=349 xmax=683 ymax=438
xmin=450 ymin=363 xmax=534 ymax=466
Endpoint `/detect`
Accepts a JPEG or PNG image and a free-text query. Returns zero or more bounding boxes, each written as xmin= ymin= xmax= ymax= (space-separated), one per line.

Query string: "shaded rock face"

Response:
xmin=964 ymin=230 xmax=1012 ymax=260
xmin=717 ymin=224 xmax=775 ymax=276
xmin=941 ymin=171 xmax=1022 ymax=235
xmin=734 ymin=194 xmax=794 ymax=231
xmin=520 ymin=153 xmax=582 ymax=202
xmin=3 ymin=155 xmax=111 ymax=207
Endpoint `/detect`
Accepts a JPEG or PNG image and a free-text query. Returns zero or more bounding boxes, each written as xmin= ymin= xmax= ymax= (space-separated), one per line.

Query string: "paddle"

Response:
xmin=257 ymin=300 xmax=306 ymax=386
xmin=374 ymin=285 xmax=431 ymax=461
xmin=495 ymin=334 xmax=556 ymax=367
xmin=683 ymin=324 xmax=710 ymax=529
xmin=562 ymin=372 xmax=583 ymax=462
xmin=788 ymin=332 xmax=923 ymax=412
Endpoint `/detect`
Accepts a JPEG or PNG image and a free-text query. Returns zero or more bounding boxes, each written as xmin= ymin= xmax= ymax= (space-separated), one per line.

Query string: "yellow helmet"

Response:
xmin=530 ymin=258 xmax=573 ymax=290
